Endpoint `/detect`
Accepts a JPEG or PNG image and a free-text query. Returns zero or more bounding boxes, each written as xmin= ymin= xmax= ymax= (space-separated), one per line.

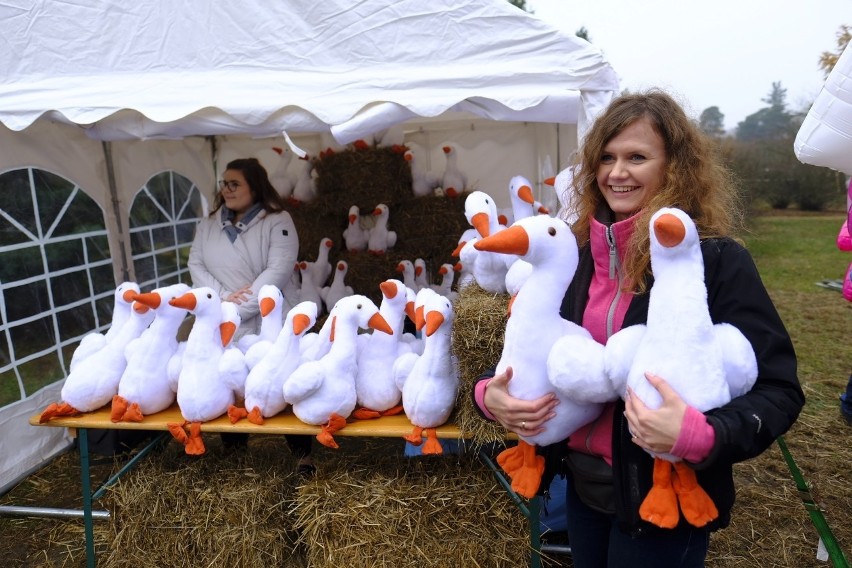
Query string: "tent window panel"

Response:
xmin=9 ymin=316 xmax=56 ymax=360
xmin=0 ymin=212 xmax=31 ymax=247
xmin=4 ymin=280 xmax=49 ymax=322
xmin=177 ymin=244 xmax=192 ymax=269
xmin=152 ymin=226 xmax=176 ymax=250
xmin=178 ymin=189 xmax=205 ymax=221
xmin=90 ymin=264 xmax=116 ymax=296
xmin=56 ymin=304 xmax=97 ymax=342
xmin=0 ymin=170 xmax=37 ymax=237
xmin=50 ymin=269 xmax=91 ymax=307
xmin=129 ymin=192 xmax=168 ymax=227
xmin=134 ymin=256 xmax=155 ymax=286
xmin=33 ymin=170 xmax=75 ymax=234
xmin=45 ymin=239 xmax=85 ymax=272
xmin=18 ymin=354 xmax=64 ymax=399
xmin=0 ymin=369 xmax=23 ymax=408
xmin=51 ymin=191 xmax=105 ymax=237
xmin=156 ymin=250 xmax=179 ymax=279
xmin=0 ymin=245 xmax=44 ymax=281
xmin=146 ymin=172 xmax=173 ymax=217
xmin=176 ymin=220 xmax=197 ymax=245
xmin=86 ymin=235 xmax=111 ymax=263
xmin=95 ymin=294 xmax=115 ymax=326
xmin=130 ymin=229 xmax=152 ymax=256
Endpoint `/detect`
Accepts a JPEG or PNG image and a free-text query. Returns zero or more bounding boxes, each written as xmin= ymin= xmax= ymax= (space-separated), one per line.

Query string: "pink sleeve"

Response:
xmin=670 ymin=406 xmax=716 ymax=463
xmin=473 ymin=378 xmax=498 ymax=421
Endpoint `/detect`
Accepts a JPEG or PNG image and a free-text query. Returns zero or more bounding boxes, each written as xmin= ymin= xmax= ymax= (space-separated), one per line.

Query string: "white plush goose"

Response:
xmin=367 ymin=203 xmax=397 ymax=255
xmin=413 ymin=258 xmax=430 ymax=292
xmin=342 ymin=205 xmax=369 ymax=252
xmin=297 ymin=260 xmax=324 ymax=317
xmin=237 ymin=284 xmax=285 ymax=355
xmin=111 ymin=282 xmax=190 ymax=422
xmin=430 ymin=263 xmax=459 ymax=300
xmin=69 ymin=281 xmax=140 ymax=372
xmin=462 ymin=191 xmax=509 ymax=294
xmin=320 ymin=260 xmax=354 ymax=315
xmin=473 ymin=214 xmax=610 ymax=498
xmin=282 ymin=295 xmax=392 ymax=448
xmin=393 ymin=292 xmax=458 ymax=454
xmin=290 ymin=155 xmax=316 ymax=205
xmin=395 ymin=259 xmax=419 ymax=293
xmin=353 ymin=279 xmax=409 ymax=419
xmin=270 ymin=146 xmax=297 ymax=199
xmin=440 ymin=143 xmax=467 ymax=198
xmin=405 ymin=149 xmax=441 ymax=197
xmin=229 ymin=301 xmax=317 ymax=425
xmin=40 ymin=297 xmax=154 ymax=422
xmin=166 ymin=288 xmax=247 ymax=455
xmin=604 ymin=207 xmax=757 ymax=528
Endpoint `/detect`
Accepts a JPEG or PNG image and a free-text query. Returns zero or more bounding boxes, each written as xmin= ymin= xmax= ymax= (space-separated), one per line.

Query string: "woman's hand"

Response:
xmin=483 ymin=366 xmax=559 ymax=437
xmin=624 ymin=372 xmax=687 ymax=453
xmin=225 ymin=285 xmax=253 ymax=304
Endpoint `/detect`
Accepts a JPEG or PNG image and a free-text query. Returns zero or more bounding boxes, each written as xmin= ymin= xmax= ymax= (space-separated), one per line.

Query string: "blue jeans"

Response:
xmin=563 ymin=475 xmax=709 ymax=568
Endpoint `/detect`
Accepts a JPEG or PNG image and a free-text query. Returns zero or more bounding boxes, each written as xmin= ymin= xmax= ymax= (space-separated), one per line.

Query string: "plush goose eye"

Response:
xmin=548 ymin=227 xmax=557 ymax=236
xmin=207 ymin=293 xmax=213 ymax=299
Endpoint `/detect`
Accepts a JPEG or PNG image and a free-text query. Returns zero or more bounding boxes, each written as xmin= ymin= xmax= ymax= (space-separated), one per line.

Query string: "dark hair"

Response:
xmin=210 ymin=157 xmax=288 ymax=215
xmin=570 ymin=89 xmax=743 ymax=291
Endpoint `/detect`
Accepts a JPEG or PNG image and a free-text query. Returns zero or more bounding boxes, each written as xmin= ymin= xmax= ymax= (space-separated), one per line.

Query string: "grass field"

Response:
xmin=0 ymin=212 xmax=850 ymax=567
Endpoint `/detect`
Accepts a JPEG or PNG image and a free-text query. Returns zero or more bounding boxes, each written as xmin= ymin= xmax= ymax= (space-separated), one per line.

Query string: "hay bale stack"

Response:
xmin=450 ymin=284 xmax=511 ymax=447
xmin=97 ymin=436 xmax=305 ymax=568
xmin=290 ymin=147 xmax=467 ymax=305
xmin=292 ymin=449 xmax=530 ymax=568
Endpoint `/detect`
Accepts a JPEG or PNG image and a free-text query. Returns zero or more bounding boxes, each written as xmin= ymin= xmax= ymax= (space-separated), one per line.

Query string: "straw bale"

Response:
xmin=95 ymin=436 xmax=305 ymax=568
xmin=289 ymin=146 xmax=468 ymax=302
xmin=450 ymin=283 xmax=511 ymax=448
xmin=292 ymin=445 xmax=530 ymax=568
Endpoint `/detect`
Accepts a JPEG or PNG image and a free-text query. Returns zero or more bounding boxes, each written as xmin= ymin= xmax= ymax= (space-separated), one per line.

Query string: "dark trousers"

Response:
xmin=563 ymin=476 xmax=709 ymax=568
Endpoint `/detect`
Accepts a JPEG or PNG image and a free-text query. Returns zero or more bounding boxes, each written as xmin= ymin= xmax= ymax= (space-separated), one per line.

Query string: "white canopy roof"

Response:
xmin=0 ymin=0 xmax=619 ymax=143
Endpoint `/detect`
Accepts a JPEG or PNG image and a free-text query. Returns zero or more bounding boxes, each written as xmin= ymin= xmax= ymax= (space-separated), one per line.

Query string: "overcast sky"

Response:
xmin=529 ymin=0 xmax=850 ymax=132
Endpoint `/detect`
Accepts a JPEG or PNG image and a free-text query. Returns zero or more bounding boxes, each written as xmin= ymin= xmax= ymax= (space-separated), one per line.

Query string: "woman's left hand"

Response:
xmin=225 ymin=285 xmax=253 ymax=304
xmin=625 ymin=372 xmax=687 ymax=454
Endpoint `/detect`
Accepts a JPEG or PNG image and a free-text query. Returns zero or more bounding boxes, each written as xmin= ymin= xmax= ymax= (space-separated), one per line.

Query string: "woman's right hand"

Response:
xmin=225 ymin=285 xmax=253 ymax=304
xmin=484 ymin=366 xmax=559 ymax=437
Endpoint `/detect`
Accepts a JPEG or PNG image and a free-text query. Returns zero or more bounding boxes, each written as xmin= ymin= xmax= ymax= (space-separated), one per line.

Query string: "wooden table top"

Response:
xmin=30 ymin=404 xmax=471 ymax=439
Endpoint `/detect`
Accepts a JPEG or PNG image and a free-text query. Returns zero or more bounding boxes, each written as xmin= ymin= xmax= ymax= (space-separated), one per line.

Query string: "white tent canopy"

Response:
xmin=0 ymin=0 xmax=618 ymax=493
xmin=1 ymin=0 xmax=617 ymax=142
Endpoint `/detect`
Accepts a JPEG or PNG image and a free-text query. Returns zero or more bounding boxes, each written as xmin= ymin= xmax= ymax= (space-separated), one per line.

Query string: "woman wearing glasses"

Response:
xmin=188 ymin=158 xmax=314 ymax=469
xmin=188 ymin=157 xmax=299 ymax=337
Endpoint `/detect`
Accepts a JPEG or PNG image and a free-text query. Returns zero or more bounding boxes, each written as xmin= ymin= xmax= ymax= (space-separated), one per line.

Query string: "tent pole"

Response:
xmin=102 ymin=141 xmax=130 ymax=282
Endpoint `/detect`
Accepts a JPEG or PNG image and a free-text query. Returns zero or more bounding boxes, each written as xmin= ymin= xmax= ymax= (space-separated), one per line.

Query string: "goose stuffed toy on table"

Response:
xmin=393 ymin=292 xmax=459 ymax=454
xmin=320 ymin=260 xmax=354 ymax=315
xmin=40 ymin=294 xmax=154 ymax=422
xmin=111 ymin=282 xmax=190 ymax=422
xmin=69 ymin=281 xmax=141 ymax=372
xmin=473 ymin=214 xmax=611 ymax=498
xmin=229 ymin=301 xmax=317 ymax=425
xmin=270 ymin=146 xmax=297 ymax=200
xmin=237 ymin=284 xmax=285 ymax=355
xmin=405 ymin=148 xmax=441 ymax=197
xmin=282 ymin=294 xmax=392 ymax=448
xmin=458 ymin=190 xmax=510 ymax=294
xmin=353 ymin=279 xmax=409 ymax=419
xmin=166 ymin=288 xmax=248 ymax=455
xmin=604 ymin=207 xmax=758 ymax=528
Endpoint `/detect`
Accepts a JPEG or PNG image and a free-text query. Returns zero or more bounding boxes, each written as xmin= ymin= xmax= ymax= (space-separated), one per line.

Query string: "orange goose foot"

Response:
xmin=110 ymin=395 xmax=128 ymax=422
xmin=247 ymin=406 xmax=264 ymax=425
xmin=403 ymin=426 xmax=425 ymax=446
xmin=39 ymin=402 xmax=80 ymax=423
xmin=673 ymin=461 xmax=718 ymax=527
xmin=505 ymin=441 xmax=544 ymax=499
xmin=352 ymin=407 xmax=382 ymax=420
xmin=123 ymin=402 xmax=144 ymax=422
xmin=380 ymin=404 xmax=404 ymax=417
xmin=316 ymin=413 xmax=346 ymax=449
xmin=421 ymin=428 xmax=443 ymax=455
xmin=639 ymin=458 xmax=680 ymax=529
xmin=227 ymin=405 xmax=248 ymax=424
xmin=185 ymin=422 xmax=205 ymax=455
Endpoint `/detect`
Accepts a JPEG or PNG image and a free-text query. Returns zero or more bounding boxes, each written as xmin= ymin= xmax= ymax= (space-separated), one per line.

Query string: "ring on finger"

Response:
xmin=521 ymin=421 xmax=526 ymax=429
